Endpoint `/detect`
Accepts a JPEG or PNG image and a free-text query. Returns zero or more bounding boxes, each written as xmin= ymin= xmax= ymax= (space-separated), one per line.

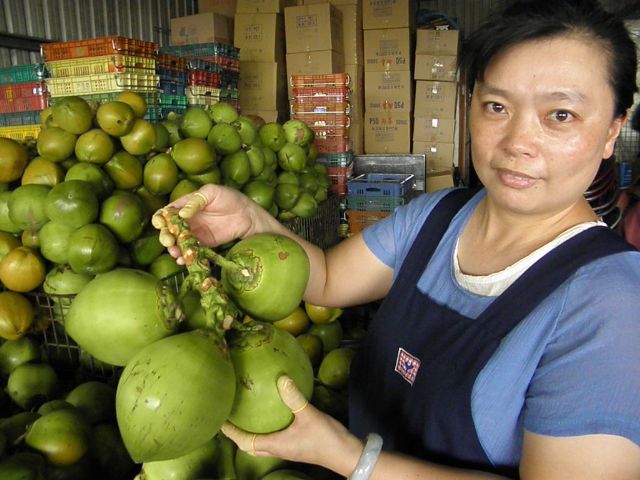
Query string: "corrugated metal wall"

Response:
xmin=0 ymin=0 xmax=197 ymax=66
xmin=2 ymin=0 xmax=639 ymax=67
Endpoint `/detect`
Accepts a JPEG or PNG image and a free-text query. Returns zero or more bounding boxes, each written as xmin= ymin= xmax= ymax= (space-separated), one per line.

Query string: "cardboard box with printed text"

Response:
xmin=234 ymin=13 xmax=284 ymax=61
xmin=414 ymin=54 xmax=458 ymax=81
xmin=413 ymin=80 xmax=457 ymax=118
xmin=364 ymin=69 xmax=412 ymax=112
xmin=284 ymin=3 xmax=344 ymax=54
xmin=412 ymin=141 xmax=455 ymax=172
xmin=239 ymin=61 xmax=288 ymax=111
xmin=170 ymin=13 xmax=233 ymax=45
xmin=364 ymin=111 xmax=411 ymax=153
xmin=415 ymin=29 xmax=460 ymax=55
xmin=412 ymin=116 xmax=456 ymax=143
xmin=364 ymin=28 xmax=412 ymax=71
xmin=362 ymin=0 xmax=415 ymax=30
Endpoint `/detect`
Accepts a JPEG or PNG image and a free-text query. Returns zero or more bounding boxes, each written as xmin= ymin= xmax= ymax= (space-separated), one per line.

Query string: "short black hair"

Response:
xmin=459 ymin=0 xmax=638 ymax=118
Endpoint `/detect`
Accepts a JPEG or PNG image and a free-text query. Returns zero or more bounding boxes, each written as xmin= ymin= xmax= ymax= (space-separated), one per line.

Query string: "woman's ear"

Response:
xmin=604 ymin=115 xmax=627 ymax=159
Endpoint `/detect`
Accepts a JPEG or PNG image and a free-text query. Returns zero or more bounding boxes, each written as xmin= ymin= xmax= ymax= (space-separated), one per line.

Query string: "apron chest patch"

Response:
xmin=395 ymin=347 xmax=421 ymax=385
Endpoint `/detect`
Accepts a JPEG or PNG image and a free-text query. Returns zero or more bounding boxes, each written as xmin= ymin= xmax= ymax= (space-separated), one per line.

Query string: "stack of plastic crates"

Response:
xmin=157 ymin=53 xmax=189 ymax=118
xmin=160 ymin=42 xmax=240 ymax=111
xmin=345 ymin=173 xmax=416 ymax=235
xmin=290 ymin=74 xmax=353 ymax=196
xmin=42 ymin=36 xmax=160 ymax=121
xmin=0 ymin=63 xmax=47 ymax=141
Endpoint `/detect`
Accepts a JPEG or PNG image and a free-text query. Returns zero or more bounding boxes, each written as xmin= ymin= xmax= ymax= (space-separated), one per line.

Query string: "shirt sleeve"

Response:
xmin=362 ymin=189 xmax=452 ymax=270
xmin=523 ymin=252 xmax=640 ymax=445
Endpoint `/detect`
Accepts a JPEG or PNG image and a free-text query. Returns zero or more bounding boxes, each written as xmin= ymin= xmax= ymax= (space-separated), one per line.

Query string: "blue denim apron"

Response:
xmin=348 ymin=188 xmax=633 ymax=477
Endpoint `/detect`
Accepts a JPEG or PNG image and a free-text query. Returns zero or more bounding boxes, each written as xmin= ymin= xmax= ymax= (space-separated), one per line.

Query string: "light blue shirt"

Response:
xmin=363 ymin=189 xmax=640 ymax=466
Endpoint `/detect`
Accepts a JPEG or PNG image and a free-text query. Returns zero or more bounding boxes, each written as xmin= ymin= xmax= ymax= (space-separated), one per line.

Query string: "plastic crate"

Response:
xmin=290 ymin=73 xmax=350 ymax=88
xmin=157 ymin=53 xmax=188 ymax=72
xmin=161 ymin=42 xmax=239 ymax=60
xmin=346 ymin=209 xmax=390 ymax=234
xmin=0 ymin=81 xmax=46 ymax=99
xmin=0 ymin=124 xmax=41 ymax=141
xmin=327 ymin=164 xmax=354 ymax=195
xmin=317 ymin=151 xmax=353 ymax=168
xmin=0 ymin=93 xmax=48 ymax=114
xmin=159 ymin=80 xmax=186 ymax=96
xmin=41 ymin=36 xmax=158 ymax=61
xmin=292 ymin=113 xmax=350 ymax=128
xmin=186 ymin=85 xmax=223 ymax=97
xmin=45 ymin=54 xmax=156 ymax=77
xmin=346 ymin=195 xmax=408 ymax=212
xmin=46 ymin=73 xmax=159 ymax=97
xmin=158 ymin=68 xmax=188 ymax=84
xmin=291 ymin=87 xmax=350 ymax=115
xmin=0 ymin=64 xmax=46 ymax=85
xmin=347 ymin=173 xmax=416 ymax=197
xmin=186 ymin=58 xmax=224 ymax=74
xmin=159 ymin=93 xmax=188 ymax=107
xmin=0 ymin=110 xmax=42 ymax=127
xmin=48 ymin=91 xmax=159 ymax=109
xmin=188 ymin=70 xmax=223 ymax=88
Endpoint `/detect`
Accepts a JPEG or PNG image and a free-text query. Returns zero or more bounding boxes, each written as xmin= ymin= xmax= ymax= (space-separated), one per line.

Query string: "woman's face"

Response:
xmin=469 ymin=35 xmax=624 ymax=217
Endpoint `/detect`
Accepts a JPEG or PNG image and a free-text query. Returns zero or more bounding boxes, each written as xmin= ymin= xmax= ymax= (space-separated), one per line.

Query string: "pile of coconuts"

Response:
xmin=0 ymin=93 xmax=337 ymax=478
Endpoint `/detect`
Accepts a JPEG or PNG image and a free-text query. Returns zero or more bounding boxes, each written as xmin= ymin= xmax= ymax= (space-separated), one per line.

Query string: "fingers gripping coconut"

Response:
xmin=152 ymin=191 xmax=311 ymax=325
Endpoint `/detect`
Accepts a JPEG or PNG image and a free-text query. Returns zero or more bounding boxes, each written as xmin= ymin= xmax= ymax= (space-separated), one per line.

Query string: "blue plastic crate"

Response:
xmin=159 ymin=80 xmax=186 ymax=95
xmin=347 ymin=173 xmax=416 ymax=197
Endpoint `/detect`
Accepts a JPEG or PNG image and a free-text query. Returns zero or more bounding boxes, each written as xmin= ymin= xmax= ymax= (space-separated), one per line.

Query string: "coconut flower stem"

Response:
xmin=154 ymin=208 xmax=242 ymax=335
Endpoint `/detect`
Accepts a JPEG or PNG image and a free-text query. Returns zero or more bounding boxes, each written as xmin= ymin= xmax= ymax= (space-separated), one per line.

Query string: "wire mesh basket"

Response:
xmin=29 ymin=270 xmax=187 ymax=379
xmin=283 ymin=193 xmax=341 ymax=249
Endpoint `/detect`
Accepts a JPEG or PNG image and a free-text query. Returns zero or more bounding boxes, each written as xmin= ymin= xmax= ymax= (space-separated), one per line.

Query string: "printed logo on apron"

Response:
xmin=395 ymin=347 xmax=421 ymax=385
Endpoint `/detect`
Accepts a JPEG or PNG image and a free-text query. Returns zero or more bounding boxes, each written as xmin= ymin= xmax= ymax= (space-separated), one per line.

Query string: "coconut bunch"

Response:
xmin=163 ymin=102 xmax=331 ymax=221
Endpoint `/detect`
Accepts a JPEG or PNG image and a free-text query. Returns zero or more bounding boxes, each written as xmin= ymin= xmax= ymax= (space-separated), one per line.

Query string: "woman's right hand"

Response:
xmin=152 ymin=184 xmax=280 ymax=263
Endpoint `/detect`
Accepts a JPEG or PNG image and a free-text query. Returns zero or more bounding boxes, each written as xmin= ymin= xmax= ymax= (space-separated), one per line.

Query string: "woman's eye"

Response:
xmin=485 ymin=102 xmax=505 ymax=114
xmin=550 ymin=110 xmax=573 ymax=122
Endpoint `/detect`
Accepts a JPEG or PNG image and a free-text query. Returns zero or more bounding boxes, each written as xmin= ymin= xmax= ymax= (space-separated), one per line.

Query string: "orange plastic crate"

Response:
xmin=346 ymin=210 xmax=390 ymax=234
xmin=290 ymin=73 xmax=350 ymax=88
xmin=41 ymin=36 xmax=158 ymax=61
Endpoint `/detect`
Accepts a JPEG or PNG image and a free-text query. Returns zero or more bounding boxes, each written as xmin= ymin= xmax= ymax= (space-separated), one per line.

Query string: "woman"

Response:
xmin=159 ymin=0 xmax=640 ymax=477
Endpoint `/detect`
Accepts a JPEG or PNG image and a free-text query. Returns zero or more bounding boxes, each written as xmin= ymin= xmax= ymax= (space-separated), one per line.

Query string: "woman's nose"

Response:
xmin=501 ymin=112 xmax=541 ymax=157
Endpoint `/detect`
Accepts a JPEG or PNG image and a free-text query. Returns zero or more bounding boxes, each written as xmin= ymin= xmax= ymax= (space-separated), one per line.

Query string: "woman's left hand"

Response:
xmin=221 ymin=376 xmax=363 ymax=476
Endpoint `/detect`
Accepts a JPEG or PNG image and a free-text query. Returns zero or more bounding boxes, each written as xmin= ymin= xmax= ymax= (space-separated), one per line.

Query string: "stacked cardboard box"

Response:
xmin=295 ymin=0 xmax=364 ymax=153
xmin=234 ymin=0 xmax=289 ymax=122
xmin=362 ymin=0 xmax=414 ymax=154
xmin=170 ymin=12 xmax=234 ymax=46
xmin=284 ymin=2 xmax=345 ymax=95
xmin=412 ymin=28 xmax=460 ymax=191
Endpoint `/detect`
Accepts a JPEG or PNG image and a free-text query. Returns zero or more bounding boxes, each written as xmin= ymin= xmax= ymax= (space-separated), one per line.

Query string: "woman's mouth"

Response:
xmin=496 ymin=168 xmax=537 ymax=188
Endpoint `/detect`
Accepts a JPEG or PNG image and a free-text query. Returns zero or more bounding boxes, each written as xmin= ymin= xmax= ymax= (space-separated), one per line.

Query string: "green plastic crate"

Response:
xmin=0 ymin=64 xmax=46 ymax=85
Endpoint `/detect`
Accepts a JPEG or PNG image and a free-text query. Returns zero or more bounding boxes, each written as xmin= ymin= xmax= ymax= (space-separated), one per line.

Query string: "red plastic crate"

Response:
xmin=0 ymin=93 xmax=48 ymax=114
xmin=291 ymin=86 xmax=351 ymax=114
xmin=188 ymin=70 xmax=223 ymax=87
xmin=292 ymin=113 xmax=350 ymax=128
xmin=0 ymin=81 xmax=46 ymax=100
xmin=41 ymin=36 xmax=158 ymax=61
xmin=290 ymin=73 xmax=350 ymax=88
xmin=312 ymin=125 xmax=351 ymax=154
